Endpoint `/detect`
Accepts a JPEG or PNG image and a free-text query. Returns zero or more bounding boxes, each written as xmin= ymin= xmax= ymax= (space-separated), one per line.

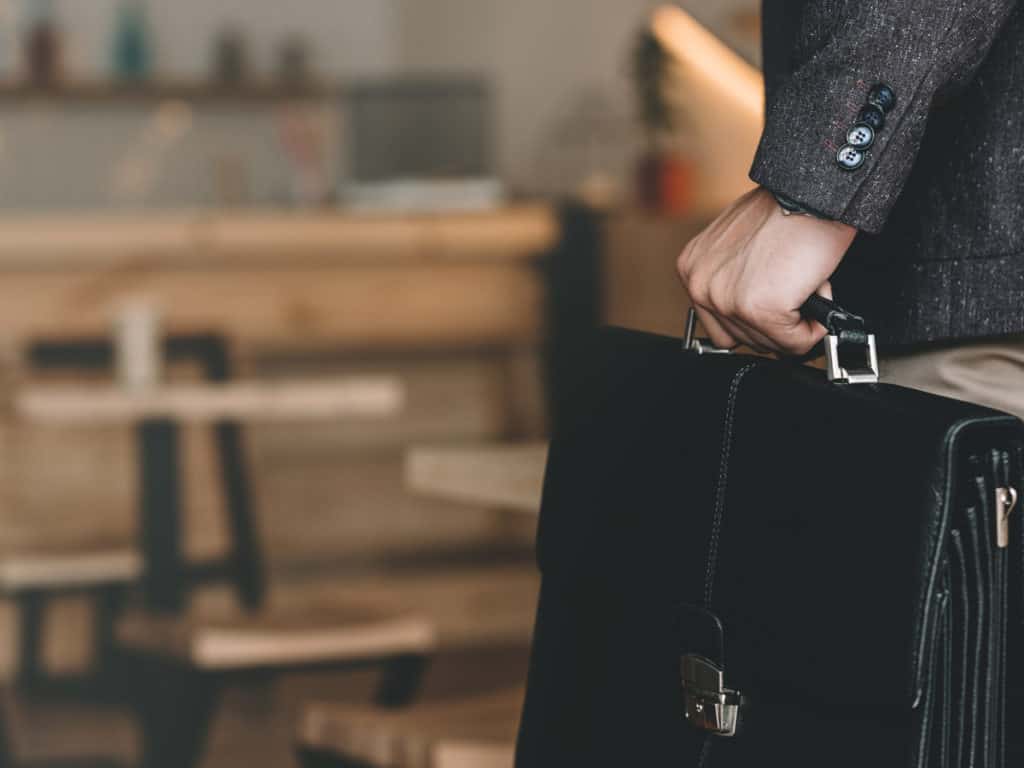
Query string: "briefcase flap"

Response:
xmin=536 ymin=326 xmax=1023 ymax=720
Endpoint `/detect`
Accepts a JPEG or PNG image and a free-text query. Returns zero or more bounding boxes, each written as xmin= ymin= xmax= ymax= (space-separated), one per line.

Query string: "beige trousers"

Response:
xmin=881 ymin=337 xmax=1024 ymax=420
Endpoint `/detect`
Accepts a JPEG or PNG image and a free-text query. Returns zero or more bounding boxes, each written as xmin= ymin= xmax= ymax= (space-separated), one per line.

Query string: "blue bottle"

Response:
xmin=113 ymin=0 xmax=150 ymax=80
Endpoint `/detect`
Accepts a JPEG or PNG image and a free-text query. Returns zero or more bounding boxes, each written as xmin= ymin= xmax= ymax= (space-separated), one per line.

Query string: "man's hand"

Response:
xmin=677 ymin=188 xmax=857 ymax=355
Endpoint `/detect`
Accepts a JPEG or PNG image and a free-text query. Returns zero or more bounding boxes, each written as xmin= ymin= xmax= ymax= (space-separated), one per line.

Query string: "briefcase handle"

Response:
xmin=684 ymin=295 xmax=879 ymax=384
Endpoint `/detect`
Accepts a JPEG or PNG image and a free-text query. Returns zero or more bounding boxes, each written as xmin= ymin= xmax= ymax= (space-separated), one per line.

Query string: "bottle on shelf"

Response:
xmin=112 ymin=0 xmax=151 ymax=81
xmin=0 ymin=0 xmax=18 ymax=82
xmin=25 ymin=0 xmax=61 ymax=86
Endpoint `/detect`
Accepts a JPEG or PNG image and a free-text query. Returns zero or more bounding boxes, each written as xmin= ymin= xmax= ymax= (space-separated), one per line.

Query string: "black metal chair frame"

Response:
xmin=22 ymin=333 xmax=429 ymax=768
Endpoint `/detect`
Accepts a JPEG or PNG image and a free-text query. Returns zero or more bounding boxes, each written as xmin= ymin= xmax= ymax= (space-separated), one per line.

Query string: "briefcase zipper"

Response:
xmin=995 ymin=485 xmax=1018 ymax=549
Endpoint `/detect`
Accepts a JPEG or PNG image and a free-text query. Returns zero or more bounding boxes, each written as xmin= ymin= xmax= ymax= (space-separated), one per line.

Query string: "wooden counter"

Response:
xmin=0 ymin=206 xmax=558 ymax=348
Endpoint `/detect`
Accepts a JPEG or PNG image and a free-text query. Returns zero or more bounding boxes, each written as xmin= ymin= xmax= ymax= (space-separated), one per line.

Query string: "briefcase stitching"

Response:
xmin=703 ymin=362 xmax=758 ymax=607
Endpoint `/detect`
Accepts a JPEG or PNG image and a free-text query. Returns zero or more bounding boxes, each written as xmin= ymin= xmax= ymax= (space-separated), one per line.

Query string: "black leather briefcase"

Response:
xmin=516 ymin=301 xmax=1024 ymax=768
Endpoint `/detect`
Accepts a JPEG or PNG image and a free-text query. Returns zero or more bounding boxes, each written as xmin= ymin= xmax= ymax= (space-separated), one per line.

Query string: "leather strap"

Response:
xmin=800 ymin=294 xmax=871 ymax=346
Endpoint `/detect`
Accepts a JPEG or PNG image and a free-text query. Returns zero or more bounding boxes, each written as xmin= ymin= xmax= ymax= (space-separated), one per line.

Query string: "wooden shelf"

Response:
xmin=0 ymin=79 xmax=334 ymax=106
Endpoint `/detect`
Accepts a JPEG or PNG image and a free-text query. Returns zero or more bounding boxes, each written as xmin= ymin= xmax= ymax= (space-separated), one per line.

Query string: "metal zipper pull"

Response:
xmin=996 ymin=485 xmax=1018 ymax=549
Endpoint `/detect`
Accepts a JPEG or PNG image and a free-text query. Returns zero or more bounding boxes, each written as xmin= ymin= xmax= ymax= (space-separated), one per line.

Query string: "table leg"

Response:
xmin=139 ymin=419 xmax=185 ymax=613
xmin=214 ymin=421 xmax=265 ymax=610
xmin=15 ymin=591 xmax=45 ymax=688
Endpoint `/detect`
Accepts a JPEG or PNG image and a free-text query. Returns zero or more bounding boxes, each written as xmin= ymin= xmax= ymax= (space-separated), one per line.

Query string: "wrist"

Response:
xmin=761 ymin=187 xmax=857 ymax=241
xmin=766 ymin=187 xmax=829 ymax=220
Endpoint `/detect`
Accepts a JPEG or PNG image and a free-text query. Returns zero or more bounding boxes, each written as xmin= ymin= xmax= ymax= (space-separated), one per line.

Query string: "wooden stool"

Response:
xmin=297 ymin=686 xmax=523 ymax=768
xmin=0 ymin=550 xmax=141 ymax=768
xmin=119 ymin=596 xmax=436 ymax=768
xmin=0 ymin=549 xmax=141 ymax=687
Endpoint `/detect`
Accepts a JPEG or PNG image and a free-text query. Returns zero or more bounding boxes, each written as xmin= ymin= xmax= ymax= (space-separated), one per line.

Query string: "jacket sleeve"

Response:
xmin=750 ymin=0 xmax=1019 ymax=234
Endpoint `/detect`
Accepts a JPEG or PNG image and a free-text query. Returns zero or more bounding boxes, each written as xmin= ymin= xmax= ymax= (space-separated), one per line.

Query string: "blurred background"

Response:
xmin=0 ymin=2 xmax=763 ymax=766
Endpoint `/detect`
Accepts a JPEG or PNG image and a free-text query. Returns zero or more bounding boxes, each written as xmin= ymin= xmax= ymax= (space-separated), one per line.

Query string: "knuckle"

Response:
xmin=707 ymin=279 xmax=733 ymax=314
xmin=676 ymin=239 xmax=701 ymax=282
xmin=745 ymin=286 xmax=776 ymax=316
xmin=686 ymin=270 xmax=709 ymax=304
xmin=675 ymin=247 xmax=691 ymax=280
xmin=734 ymin=297 xmax=759 ymax=325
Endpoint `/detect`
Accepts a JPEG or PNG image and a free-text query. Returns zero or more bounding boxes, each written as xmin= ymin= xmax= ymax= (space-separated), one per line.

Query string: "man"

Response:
xmin=678 ymin=0 xmax=1024 ymax=416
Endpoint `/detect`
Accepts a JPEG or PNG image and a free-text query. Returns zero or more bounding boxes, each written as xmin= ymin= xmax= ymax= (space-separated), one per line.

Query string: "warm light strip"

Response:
xmin=651 ymin=5 xmax=764 ymax=124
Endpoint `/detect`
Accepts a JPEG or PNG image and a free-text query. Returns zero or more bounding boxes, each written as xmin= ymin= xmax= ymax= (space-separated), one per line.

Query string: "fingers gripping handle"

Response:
xmin=799 ymin=294 xmax=867 ymax=339
xmin=684 ymin=296 xmax=879 ymax=384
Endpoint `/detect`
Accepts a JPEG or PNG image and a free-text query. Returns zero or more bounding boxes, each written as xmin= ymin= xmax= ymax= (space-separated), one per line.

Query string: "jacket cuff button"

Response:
xmin=836 ymin=144 xmax=866 ymax=171
xmin=846 ymin=123 xmax=875 ymax=149
xmin=867 ymin=83 xmax=896 ymax=113
xmin=858 ymin=105 xmax=885 ymax=130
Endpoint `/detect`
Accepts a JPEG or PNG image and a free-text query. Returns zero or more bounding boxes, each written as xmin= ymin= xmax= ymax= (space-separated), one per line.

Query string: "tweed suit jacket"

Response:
xmin=756 ymin=0 xmax=1024 ymax=345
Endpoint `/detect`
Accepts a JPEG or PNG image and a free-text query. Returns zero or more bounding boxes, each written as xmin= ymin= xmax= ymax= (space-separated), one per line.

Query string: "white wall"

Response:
xmin=397 ymin=0 xmax=661 ymax=195
xmin=396 ymin=0 xmax=759 ymax=196
xmin=0 ymin=0 xmax=760 ymax=209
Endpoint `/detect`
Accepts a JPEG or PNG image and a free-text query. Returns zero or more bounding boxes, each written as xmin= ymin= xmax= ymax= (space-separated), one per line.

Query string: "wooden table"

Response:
xmin=3 ymin=204 xmax=562 ymax=609
xmin=15 ymin=376 xmax=404 ymax=612
xmin=16 ymin=377 xmax=403 ymax=425
xmin=404 ymin=443 xmax=548 ymax=516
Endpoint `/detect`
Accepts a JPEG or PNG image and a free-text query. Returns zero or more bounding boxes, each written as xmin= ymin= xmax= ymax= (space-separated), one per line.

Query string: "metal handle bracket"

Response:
xmin=824 ymin=332 xmax=879 ymax=384
xmin=683 ymin=308 xmax=734 ymax=356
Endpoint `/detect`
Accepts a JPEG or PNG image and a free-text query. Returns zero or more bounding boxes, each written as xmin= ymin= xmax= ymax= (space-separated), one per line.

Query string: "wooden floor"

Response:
xmin=6 ymin=563 xmax=538 ymax=767
xmin=9 ymin=642 xmax=531 ymax=768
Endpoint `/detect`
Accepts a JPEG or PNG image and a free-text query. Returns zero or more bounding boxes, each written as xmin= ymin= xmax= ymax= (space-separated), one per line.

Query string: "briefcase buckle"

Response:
xmin=681 ymin=654 xmax=743 ymax=737
xmin=824 ymin=332 xmax=879 ymax=384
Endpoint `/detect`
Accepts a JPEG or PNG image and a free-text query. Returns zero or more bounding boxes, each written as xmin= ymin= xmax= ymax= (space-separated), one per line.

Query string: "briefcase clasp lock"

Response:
xmin=681 ymin=654 xmax=743 ymax=737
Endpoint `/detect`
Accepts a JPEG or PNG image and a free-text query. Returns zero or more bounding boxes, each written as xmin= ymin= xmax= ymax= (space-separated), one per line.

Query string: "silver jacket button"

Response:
xmin=846 ymin=123 xmax=875 ymax=149
xmin=836 ymin=144 xmax=866 ymax=171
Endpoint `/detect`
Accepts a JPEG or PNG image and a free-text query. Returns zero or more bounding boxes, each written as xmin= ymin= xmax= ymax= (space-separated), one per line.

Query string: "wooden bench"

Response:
xmin=115 ymin=562 xmax=536 ymax=768
xmin=119 ymin=598 xmax=437 ymax=768
xmin=298 ymin=686 xmax=523 ymax=768
xmin=0 ymin=550 xmax=142 ymax=768
xmin=0 ymin=549 xmax=141 ymax=594
xmin=117 ymin=601 xmax=436 ymax=673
